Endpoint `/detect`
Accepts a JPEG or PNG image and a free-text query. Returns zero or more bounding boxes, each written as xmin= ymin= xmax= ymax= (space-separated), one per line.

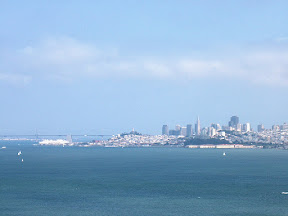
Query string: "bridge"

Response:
xmin=0 ymin=134 xmax=112 ymax=141
xmin=0 ymin=135 xmax=112 ymax=137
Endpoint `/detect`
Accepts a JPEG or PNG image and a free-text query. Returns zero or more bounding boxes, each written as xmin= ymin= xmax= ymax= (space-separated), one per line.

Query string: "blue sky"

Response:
xmin=1 ymin=0 xmax=288 ymax=135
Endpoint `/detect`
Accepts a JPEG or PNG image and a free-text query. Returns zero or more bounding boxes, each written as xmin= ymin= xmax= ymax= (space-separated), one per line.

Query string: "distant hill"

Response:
xmin=120 ymin=130 xmax=142 ymax=137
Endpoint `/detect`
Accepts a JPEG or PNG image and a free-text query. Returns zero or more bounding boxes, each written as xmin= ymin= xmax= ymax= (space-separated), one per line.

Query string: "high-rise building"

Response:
xmin=280 ymin=123 xmax=288 ymax=131
xmin=208 ymin=127 xmax=216 ymax=137
xmin=222 ymin=126 xmax=233 ymax=131
xmin=195 ymin=116 xmax=201 ymax=135
xmin=162 ymin=125 xmax=169 ymax=135
xmin=272 ymin=125 xmax=280 ymax=131
xmin=228 ymin=116 xmax=239 ymax=128
xmin=169 ymin=130 xmax=178 ymax=136
xmin=175 ymin=125 xmax=181 ymax=131
xmin=186 ymin=124 xmax=193 ymax=137
xmin=216 ymin=124 xmax=221 ymax=131
xmin=242 ymin=123 xmax=251 ymax=132
xmin=180 ymin=127 xmax=187 ymax=136
xmin=211 ymin=127 xmax=216 ymax=137
xmin=168 ymin=125 xmax=181 ymax=136
xmin=201 ymin=127 xmax=208 ymax=136
xmin=211 ymin=123 xmax=221 ymax=131
xmin=257 ymin=124 xmax=264 ymax=132
xmin=236 ymin=123 xmax=242 ymax=132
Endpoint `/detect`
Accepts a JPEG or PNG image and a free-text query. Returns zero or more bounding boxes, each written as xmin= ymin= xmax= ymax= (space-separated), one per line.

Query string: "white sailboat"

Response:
xmin=223 ymin=152 xmax=226 ymax=156
xmin=17 ymin=151 xmax=22 ymax=156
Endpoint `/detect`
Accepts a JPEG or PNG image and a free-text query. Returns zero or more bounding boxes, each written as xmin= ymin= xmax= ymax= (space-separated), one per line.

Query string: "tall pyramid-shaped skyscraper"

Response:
xmin=195 ymin=116 xmax=201 ymax=135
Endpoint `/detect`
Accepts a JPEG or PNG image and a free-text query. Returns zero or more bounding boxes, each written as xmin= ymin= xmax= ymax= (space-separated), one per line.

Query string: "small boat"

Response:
xmin=281 ymin=192 xmax=288 ymax=195
xmin=17 ymin=151 xmax=22 ymax=156
xmin=21 ymin=159 xmax=24 ymax=162
xmin=223 ymin=152 xmax=226 ymax=156
xmin=1 ymin=146 xmax=6 ymax=149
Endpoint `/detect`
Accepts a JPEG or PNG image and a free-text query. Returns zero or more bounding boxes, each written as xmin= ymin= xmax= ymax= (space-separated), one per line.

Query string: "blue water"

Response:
xmin=1 ymin=141 xmax=288 ymax=216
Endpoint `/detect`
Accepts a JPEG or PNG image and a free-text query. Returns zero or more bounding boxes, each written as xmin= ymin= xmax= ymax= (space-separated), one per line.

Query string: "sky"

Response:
xmin=1 ymin=0 xmax=288 ymax=135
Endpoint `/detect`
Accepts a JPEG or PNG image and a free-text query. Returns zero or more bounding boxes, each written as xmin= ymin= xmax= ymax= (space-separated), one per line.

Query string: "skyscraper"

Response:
xmin=186 ymin=124 xmax=193 ymax=137
xmin=180 ymin=127 xmax=187 ymax=136
xmin=242 ymin=123 xmax=251 ymax=132
xmin=208 ymin=127 xmax=216 ymax=137
xmin=280 ymin=123 xmax=288 ymax=131
xmin=195 ymin=116 xmax=201 ymax=135
xmin=236 ymin=123 xmax=242 ymax=132
xmin=228 ymin=116 xmax=239 ymax=128
xmin=272 ymin=125 xmax=280 ymax=131
xmin=162 ymin=125 xmax=169 ymax=135
xmin=211 ymin=123 xmax=221 ymax=131
xmin=257 ymin=124 xmax=264 ymax=132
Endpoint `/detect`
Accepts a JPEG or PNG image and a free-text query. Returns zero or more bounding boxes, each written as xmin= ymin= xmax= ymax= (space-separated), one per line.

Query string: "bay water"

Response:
xmin=1 ymin=141 xmax=288 ymax=216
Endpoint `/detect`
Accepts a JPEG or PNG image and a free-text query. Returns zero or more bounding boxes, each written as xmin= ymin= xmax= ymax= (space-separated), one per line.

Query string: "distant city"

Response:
xmin=162 ymin=115 xmax=286 ymax=137
xmin=1 ymin=116 xmax=286 ymax=149
xmin=31 ymin=116 xmax=288 ymax=149
xmin=161 ymin=116 xmax=288 ymax=146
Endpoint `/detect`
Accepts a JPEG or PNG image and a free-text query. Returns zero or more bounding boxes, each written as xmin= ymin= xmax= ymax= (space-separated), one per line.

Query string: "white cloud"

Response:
xmin=19 ymin=37 xmax=100 ymax=64
xmin=275 ymin=36 xmax=288 ymax=42
xmin=0 ymin=73 xmax=31 ymax=85
xmin=1 ymin=36 xmax=288 ymax=86
xmin=143 ymin=62 xmax=173 ymax=78
xmin=177 ymin=60 xmax=225 ymax=78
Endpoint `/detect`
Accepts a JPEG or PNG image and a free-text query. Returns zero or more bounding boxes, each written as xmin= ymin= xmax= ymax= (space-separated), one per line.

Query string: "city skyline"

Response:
xmin=162 ymin=115 xmax=288 ymax=136
xmin=1 ymin=114 xmax=287 ymax=136
xmin=0 ymin=1 xmax=288 ymax=135
xmin=0 ymin=113 xmax=287 ymax=136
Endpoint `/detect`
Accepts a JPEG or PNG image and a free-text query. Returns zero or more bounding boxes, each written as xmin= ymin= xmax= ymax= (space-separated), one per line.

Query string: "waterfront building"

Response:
xmin=186 ymin=124 xmax=193 ymax=137
xmin=195 ymin=116 xmax=201 ymax=135
xmin=162 ymin=125 xmax=169 ymax=135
